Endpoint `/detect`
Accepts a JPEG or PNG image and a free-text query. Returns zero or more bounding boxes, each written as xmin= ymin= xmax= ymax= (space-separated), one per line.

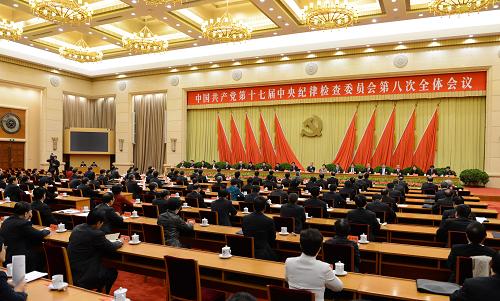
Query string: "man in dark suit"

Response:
xmin=316 ymin=173 xmax=327 ymax=189
xmin=339 ymin=180 xmax=356 ymax=201
xmin=263 ymin=175 xmax=277 ymax=190
xmin=421 ymin=176 xmax=438 ymax=195
xmin=97 ymin=169 xmax=109 ymax=185
xmin=347 ymin=164 xmax=356 ymax=174
xmin=152 ymin=190 xmax=170 ymax=214
xmin=394 ymin=164 xmax=402 ymax=175
xmin=93 ymin=193 xmax=125 ymax=234
xmin=367 ymin=194 xmax=396 ymax=223
xmin=436 ymin=204 xmax=473 ymax=242
xmin=244 ymin=185 xmax=260 ymax=203
xmin=306 ymin=162 xmax=315 ymax=173
xmin=30 ymin=187 xmax=58 ymax=226
xmin=84 ymin=167 xmax=95 ymax=179
xmin=387 ymin=183 xmax=403 ymax=204
xmin=247 ymin=161 xmax=255 ymax=170
xmin=363 ymin=164 xmax=374 ymax=174
xmin=197 ymin=170 xmax=208 ymax=183
xmin=242 ymin=196 xmax=278 ymax=261
xmin=432 ymin=189 xmax=455 ymax=214
xmin=346 ymin=195 xmax=380 ymax=240
xmin=304 ymin=186 xmax=329 ymax=218
xmin=447 ymin=222 xmax=497 ymax=282
xmin=0 ymin=202 xmax=50 ymax=272
xmin=269 ymin=184 xmax=288 ymax=203
xmin=380 ymin=189 xmax=397 ymax=212
xmin=150 ymin=171 xmax=164 ymax=188
xmin=233 ymin=171 xmax=244 ymax=188
xmin=69 ymin=176 xmax=82 ymax=189
xmin=241 ymin=178 xmax=253 ymax=194
xmin=327 ymin=172 xmax=339 ymax=188
xmin=212 ymin=176 xmax=226 ymax=193
xmin=281 ymin=172 xmax=292 ymax=188
xmin=290 ymin=162 xmax=300 ymax=172
xmin=0 ymin=235 xmax=28 ymax=300
xmin=442 ymin=166 xmax=456 ymax=176
xmin=235 ymin=161 xmax=245 ymax=170
xmin=434 ymin=182 xmax=449 ymax=201
xmin=442 ymin=196 xmax=468 ymax=222
xmin=426 ymin=165 xmax=438 ymax=176
xmin=450 ymin=251 xmax=500 ymax=300
xmin=305 ymin=177 xmax=319 ymax=192
xmin=126 ymin=174 xmax=142 ymax=199
xmin=252 ymin=171 xmax=263 ymax=186
xmin=4 ymin=176 xmax=24 ymax=202
xmin=322 ymin=185 xmax=345 ymax=208
xmin=77 ymin=178 xmax=98 ymax=199
xmin=185 ymin=184 xmax=207 ymax=208
xmin=0 ymin=175 xmax=7 ymax=189
xmin=333 ymin=164 xmax=343 ymax=174
xmin=210 ymin=190 xmax=237 ymax=226
xmin=280 ymin=193 xmax=306 ymax=233
xmin=324 ymin=219 xmax=360 ymax=272
xmin=214 ymin=168 xmax=226 ymax=181
xmin=363 ymin=173 xmax=373 ymax=189
xmin=379 ymin=164 xmax=390 ymax=175
xmin=68 ymin=210 xmax=122 ymax=293
xmin=176 ymin=171 xmax=188 ymax=185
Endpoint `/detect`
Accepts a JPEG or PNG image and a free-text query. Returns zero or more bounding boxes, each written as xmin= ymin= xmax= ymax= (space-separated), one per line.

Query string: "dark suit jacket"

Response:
xmin=421 ymin=182 xmax=438 ymax=194
xmin=31 ymin=200 xmax=58 ymax=226
xmin=0 ymin=215 xmax=50 ymax=272
xmin=269 ymin=189 xmax=288 ymax=203
xmin=185 ymin=191 xmax=207 ymax=208
xmin=305 ymin=181 xmax=319 ymax=192
xmin=304 ymin=197 xmax=329 ymax=218
xmin=93 ymin=203 xmax=125 ymax=234
xmin=346 ymin=208 xmax=380 ymax=240
xmin=68 ymin=223 xmax=121 ymax=290
xmin=280 ymin=203 xmax=306 ymax=233
xmin=388 ymin=189 xmax=403 ymax=203
xmin=152 ymin=198 xmax=169 ymax=214
xmin=442 ymin=208 xmax=457 ymax=222
xmin=382 ymin=195 xmax=398 ymax=212
xmin=436 ymin=217 xmax=473 ymax=242
xmin=210 ymin=198 xmax=237 ymax=226
xmin=450 ymin=274 xmax=500 ymax=301
xmin=252 ymin=177 xmax=263 ymax=186
xmin=263 ymin=180 xmax=277 ymax=190
xmin=242 ymin=212 xmax=277 ymax=261
xmin=0 ymin=271 xmax=27 ymax=301
xmin=426 ymin=168 xmax=438 ymax=176
xmin=4 ymin=184 xmax=23 ymax=202
xmin=322 ymin=192 xmax=345 ymax=208
xmin=366 ymin=200 xmax=396 ymax=223
xmin=213 ymin=173 xmax=226 ymax=181
xmin=447 ymin=243 xmax=497 ymax=281
xmin=432 ymin=196 xmax=454 ymax=214
xmin=435 ymin=189 xmax=447 ymax=201
xmin=150 ymin=177 xmax=164 ymax=187
xmin=126 ymin=181 xmax=142 ymax=199
xmin=324 ymin=236 xmax=360 ymax=272
xmin=339 ymin=187 xmax=356 ymax=200
xmin=306 ymin=166 xmax=315 ymax=172
xmin=326 ymin=177 xmax=339 ymax=187
xmin=244 ymin=193 xmax=259 ymax=203
xmin=76 ymin=184 xmax=97 ymax=199
xmin=281 ymin=178 xmax=291 ymax=187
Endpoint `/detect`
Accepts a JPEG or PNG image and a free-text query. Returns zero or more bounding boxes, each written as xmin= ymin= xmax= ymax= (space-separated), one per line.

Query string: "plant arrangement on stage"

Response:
xmin=459 ymin=169 xmax=489 ymax=187
xmin=401 ymin=166 xmax=424 ymax=176
xmin=373 ymin=166 xmax=396 ymax=174
xmin=278 ymin=163 xmax=292 ymax=171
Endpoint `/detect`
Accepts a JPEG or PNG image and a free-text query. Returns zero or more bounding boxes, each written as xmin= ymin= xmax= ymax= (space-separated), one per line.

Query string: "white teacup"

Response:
xmin=62 ymin=193 xmax=68 ymax=197
xmin=305 ymin=190 xmax=309 ymax=194
xmin=243 ymin=191 xmax=248 ymax=196
xmin=131 ymin=233 xmax=140 ymax=243
xmin=114 ymin=287 xmax=128 ymax=301
xmin=280 ymin=227 xmax=288 ymax=234
xmin=346 ymin=197 xmax=350 ymax=202
xmin=335 ymin=261 xmax=345 ymax=275
xmin=183 ymin=202 xmax=188 ymax=207
xmin=5 ymin=196 xmax=10 ymax=202
xmin=52 ymin=274 xmax=64 ymax=289
xmin=57 ymin=223 xmax=66 ymax=231
xmin=376 ymin=218 xmax=381 ymax=224
xmin=132 ymin=210 xmax=138 ymax=217
xmin=83 ymin=206 xmax=89 ymax=212
xmin=264 ymin=187 xmax=268 ymax=191
xmin=221 ymin=245 xmax=231 ymax=257
xmin=267 ymin=199 xmax=272 ymax=205
xmin=6 ymin=263 xmax=12 ymax=277
xmin=305 ymin=212 xmax=310 ymax=218
xmin=175 ymin=193 xmax=180 ymax=197
xmin=243 ymin=207 xmax=249 ymax=213
xmin=202 ymin=218 xmax=208 ymax=226
xmin=135 ymin=198 xmax=141 ymax=204
xmin=360 ymin=233 xmax=368 ymax=243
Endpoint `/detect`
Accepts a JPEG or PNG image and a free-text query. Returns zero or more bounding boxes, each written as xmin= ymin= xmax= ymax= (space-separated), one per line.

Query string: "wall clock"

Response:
xmin=1 ymin=113 xmax=21 ymax=134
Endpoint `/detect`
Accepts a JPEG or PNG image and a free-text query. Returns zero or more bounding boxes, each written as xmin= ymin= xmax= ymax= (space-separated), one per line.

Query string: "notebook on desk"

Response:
xmin=416 ymin=279 xmax=460 ymax=296
xmin=492 ymin=232 xmax=500 ymax=239
xmin=422 ymin=204 xmax=433 ymax=209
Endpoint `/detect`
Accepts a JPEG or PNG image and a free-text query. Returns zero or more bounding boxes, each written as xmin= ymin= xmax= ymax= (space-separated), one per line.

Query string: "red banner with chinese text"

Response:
xmin=187 ymin=71 xmax=486 ymax=105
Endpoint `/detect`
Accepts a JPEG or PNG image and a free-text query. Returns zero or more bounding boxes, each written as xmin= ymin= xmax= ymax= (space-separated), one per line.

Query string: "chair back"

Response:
xmin=456 ymin=256 xmax=473 ymax=285
xmin=142 ymin=204 xmax=159 ymax=218
xmin=304 ymin=206 xmax=323 ymax=218
xmin=323 ymin=243 xmax=355 ymax=272
xmin=268 ymin=195 xmax=282 ymax=204
xmin=185 ymin=197 xmax=199 ymax=208
xmin=448 ymin=231 xmax=468 ymax=248
xmin=20 ymin=192 xmax=31 ymax=203
xmin=238 ymin=202 xmax=254 ymax=212
xmin=164 ymin=255 xmax=201 ymax=301
xmin=72 ymin=189 xmax=83 ymax=197
xmin=422 ymin=188 xmax=436 ymax=195
xmin=199 ymin=210 xmax=218 ymax=225
xmin=225 ymin=234 xmax=254 ymax=258
xmin=142 ymin=193 xmax=156 ymax=203
xmin=31 ymin=210 xmax=43 ymax=226
xmin=440 ymin=205 xmax=454 ymax=215
xmin=142 ymin=224 xmax=165 ymax=245
xmin=349 ymin=223 xmax=370 ymax=237
xmin=288 ymin=187 xmax=301 ymax=195
xmin=71 ymin=215 xmax=87 ymax=228
xmin=373 ymin=211 xmax=386 ymax=223
xmin=43 ymin=243 xmax=73 ymax=285
xmin=267 ymin=285 xmax=314 ymax=301
xmin=272 ymin=216 xmax=295 ymax=233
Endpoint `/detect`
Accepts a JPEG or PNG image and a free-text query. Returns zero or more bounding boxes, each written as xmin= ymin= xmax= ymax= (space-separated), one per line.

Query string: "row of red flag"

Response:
xmin=217 ymin=113 xmax=304 ymax=170
xmin=335 ymin=108 xmax=439 ymax=171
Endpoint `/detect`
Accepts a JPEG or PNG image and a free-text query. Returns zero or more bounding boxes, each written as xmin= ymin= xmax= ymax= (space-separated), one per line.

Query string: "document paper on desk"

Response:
xmin=12 ymin=255 xmax=25 ymax=285
xmin=25 ymin=271 xmax=48 ymax=283
xmin=105 ymin=233 xmax=120 ymax=242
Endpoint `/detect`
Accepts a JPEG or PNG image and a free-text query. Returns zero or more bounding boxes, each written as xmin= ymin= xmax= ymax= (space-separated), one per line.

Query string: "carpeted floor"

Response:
xmin=111 ymin=270 xmax=167 ymax=301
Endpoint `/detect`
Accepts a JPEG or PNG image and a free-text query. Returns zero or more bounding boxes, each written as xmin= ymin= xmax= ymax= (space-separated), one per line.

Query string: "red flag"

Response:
xmin=259 ymin=113 xmax=277 ymax=165
xmin=371 ymin=108 xmax=395 ymax=167
xmin=230 ymin=114 xmax=246 ymax=164
xmin=333 ymin=112 xmax=357 ymax=170
xmin=391 ymin=109 xmax=416 ymax=168
xmin=274 ymin=114 xmax=304 ymax=170
xmin=217 ymin=115 xmax=232 ymax=163
xmin=413 ymin=109 xmax=439 ymax=170
xmin=352 ymin=109 xmax=376 ymax=166
xmin=245 ymin=114 xmax=262 ymax=163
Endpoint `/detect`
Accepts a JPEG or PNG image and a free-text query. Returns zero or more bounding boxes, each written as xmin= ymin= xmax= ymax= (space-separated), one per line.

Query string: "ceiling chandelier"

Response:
xmin=122 ymin=25 xmax=169 ymax=54
xmin=59 ymin=39 xmax=103 ymax=63
xmin=428 ymin=0 xmax=496 ymax=15
xmin=29 ymin=0 xmax=92 ymax=25
xmin=302 ymin=0 xmax=358 ymax=30
xmin=143 ymin=0 xmax=182 ymax=5
xmin=0 ymin=20 xmax=23 ymax=41
xmin=201 ymin=0 xmax=252 ymax=43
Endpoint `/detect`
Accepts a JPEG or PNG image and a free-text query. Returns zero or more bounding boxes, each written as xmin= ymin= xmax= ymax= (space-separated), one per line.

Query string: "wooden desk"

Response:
xmin=27 ymin=278 xmax=110 ymax=300
xmin=405 ymin=198 xmax=488 ymax=209
xmin=54 ymin=196 xmax=90 ymax=208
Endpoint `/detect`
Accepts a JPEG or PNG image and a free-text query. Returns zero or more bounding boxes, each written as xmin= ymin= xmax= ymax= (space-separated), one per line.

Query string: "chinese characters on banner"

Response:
xmin=187 ymin=71 xmax=486 ymax=105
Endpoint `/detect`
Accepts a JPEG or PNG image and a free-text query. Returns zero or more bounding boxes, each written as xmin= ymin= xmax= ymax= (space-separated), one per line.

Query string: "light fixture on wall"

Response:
xmin=170 ymin=138 xmax=177 ymax=152
xmin=51 ymin=137 xmax=58 ymax=151
xmin=119 ymin=138 xmax=124 ymax=152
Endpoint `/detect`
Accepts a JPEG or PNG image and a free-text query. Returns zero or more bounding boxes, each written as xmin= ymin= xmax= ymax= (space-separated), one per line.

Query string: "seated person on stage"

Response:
xmin=0 ymin=236 xmax=27 ymax=301
xmin=247 ymin=161 xmax=255 ymax=170
xmin=421 ymin=176 xmax=438 ymax=194
xmin=327 ymin=172 xmax=339 ymax=187
xmin=212 ymin=176 xmax=227 ymax=192
xmin=30 ymin=187 xmax=58 ymax=226
xmin=447 ymin=222 xmax=496 ymax=282
xmin=111 ymin=185 xmax=134 ymax=214
xmin=4 ymin=176 xmax=24 ymax=202
xmin=394 ymin=164 xmax=402 ymax=175
xmin=346 ymin=195 xmax=380 ymax=241
xmin=324 ymin=219 xmax=360 ymax=272
xmin=263 ymin=175 xmax=277 ymax=190
xmin=339 ymin=180 xmax=356 ymax=201
xmin=306 ymin=162 xmax=315 ymax=173
xmin=432 ymin=189 xmax=455 ymax=214
xmin=304 ymin=186 xmax=329 ymax=218
xmin=0 ymin=202 xmax=50 ymax=272
xmin=152 ymin=190 xmax=170 ymax=214
xmin=380 ymin=189 xmax=397 ymax=212
xmin=157 ymin=197 xmax=195 ymax=247
xmin=363 ymin=163 xmax=374 ymax=174
xmin=185 ymin=184 xmax=207 ymax=208
xmin=347 ymin=163 xmax=356 ymax=174
xmin=93 ymin=193 xmax=125 ymax=234
xmin=426 ymin=165 xmax=438 ymax=176
xmin=285 ymin=228 xmax=343 ymax=301
xmin=323 ymin=185 xmax=344 ymax=208
xmin=333 ymin=164 xmax=343 ymax=174
xmin=290 ymin=162 xmax=300 ymax=172
xmin=235 ymin=161 xmax=245 ymax=170
xmin=80 ymin=161 xmax=86 ymax=167
xmin=281 ymin=172 xmax=292 ymax=188
xmin=68 ymin=210 xmax=122 ymax=294
xmin=450 ymin=251 xmax=500 ymax=301
xmin=214 ymin=168 xmax=226 ymax=181
xmin=280 ymin=193 xmax=306 ymax=233
xmin=242 ymin=196 xmax=278 ymax=261
xmin=252 ymin=171 xmax=263 ymax=186
xmin=442 ymin=166 xmax=456 ymax=176
xmin=126 ymin=174 xmax=142 ymax=199
xmin=245 ymin=185 xmax=261 ymax=203
xmin=227 ymin=179 xmax=243 ymax=200
xmin=241 ymin=178 xmax=254 ymax=194
xmin=409 ymin=165 xmax=420 ymax=175
xmin=379 ymin=164 xmax=390 ymax=175
xmin=269 ymin=184 xmax=288 ymax=203
xmin=367 ymin=194 xmax=396 ymax=223
xmin=211 ymin=190 xmax=237 ymax=226
xmin=305 ymin=177 xmax=319 ymax=191
xmin=318 ymin=164 xmax=328 ymax=174
xmin=436 ymin=204 xmax=474 ymax=242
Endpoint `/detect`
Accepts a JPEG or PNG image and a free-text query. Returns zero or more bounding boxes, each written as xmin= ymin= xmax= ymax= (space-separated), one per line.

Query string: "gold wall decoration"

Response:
xmin=301 ymin=115 xmax=323 ymax=137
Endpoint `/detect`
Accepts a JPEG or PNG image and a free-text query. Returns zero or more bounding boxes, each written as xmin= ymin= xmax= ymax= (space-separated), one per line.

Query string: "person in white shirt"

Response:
xmin=285 ymin=229 xmax=343 ymax=301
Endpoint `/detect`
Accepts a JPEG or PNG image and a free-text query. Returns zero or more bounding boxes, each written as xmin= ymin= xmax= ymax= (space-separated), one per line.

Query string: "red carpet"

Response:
xmin=111 ymin=270 xmax=167 ymax=301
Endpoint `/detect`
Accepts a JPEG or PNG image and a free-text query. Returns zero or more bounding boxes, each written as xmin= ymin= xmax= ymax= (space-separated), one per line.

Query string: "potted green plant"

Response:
xmin=459 ymin=169 xmax=489 ymax=187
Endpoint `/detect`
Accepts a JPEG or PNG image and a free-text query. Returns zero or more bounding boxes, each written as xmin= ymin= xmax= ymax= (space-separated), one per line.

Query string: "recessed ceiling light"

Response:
xmin=269 ymin=7 xmax=274 ymax=11
xmin=116 ymin=42 xmax=120 ymax=45
xmin=391 ymin=0 xmax=396 ymax=2
xmin=163 ymin=17 xmax=167 ymax=20
xmin=198 ymin=35 xmax=202 ymax=38
xmin=168 ymin=66 xmax=172 ymax=69
xmin=280 ymin=53 xmax=284 ymax=56
xmin=372 ymin=19 xmax=377 ymax=23
xmin=131 ymin=0 xmax=137 ymax=3
xmin=398 ymin=41 xmax=402 ymax=44
xmin=468 ymin=34 xmax=474 ymax=37
xmin=131 ymin=13 xmax=136 ymax=16
xmin=166 ymin=4 xmax=172 ymax=8
xmin=335 ymin=47 xmax=340 ymax=50
xmin=393 ymin=8 xmax=398 ymax=12
xmin=255 ymin=56 xmax=259 ymax=59
xmin=88 ymin=31 xmax=92 ymax=34
xmin=85 ymin=22 xmax=90 ymax=25
xmin=432 ymin=38 xmax=437 ymax=41
xmin=188 ymin=30 xmax=192 ymax=33
xmin=23 ymin=36 xmax=28 ymax=39
xmin=102 ymin=37 xmax=107 ymax=40
xmin=494 ymin=5 xmax=499 ymax=8
xmin=128 ymin=53 xmax=132 ymax=55
xmin=193 ymin=43 xmax=197 ymax=46
xmin=307 ymin=50 xmax=311 ymax=53
xmin=366 ymin=44 xmax=370 ymax=47
xmin=209 ymin=61 xmax=213 ymax=63
xmin=418 ymin=13 xmax=424 ymax=17
xmin=58 ymin=28 xmax=63 ymax=32
xmin=231 ymin=59 xmax=235 ymax=61
xmin=188 ymin=64 xmax=192 ymax=66
xmin=277 ymin=16 xmax=282 ymax=19
xmin=259 ymin=0 xmax=265 ymax=2
xmin=273 ymin=32 xmax=277 ymax=35
xmin=285 ymin=23 xmax=289 ymax=26
xmin=29 ymin=43 xmax=33 ymax=46
xmin=176 ymin=23 xmax=180 ymax=27
xmin=45 ymin=48 xmax=48 ymax=51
